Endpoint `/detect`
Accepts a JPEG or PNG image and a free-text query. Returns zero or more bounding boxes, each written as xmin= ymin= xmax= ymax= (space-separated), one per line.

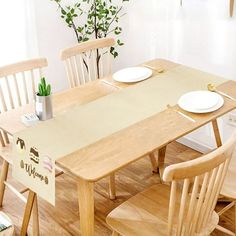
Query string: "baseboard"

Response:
xmin=177 ymin=136 xmax=213 ymax=154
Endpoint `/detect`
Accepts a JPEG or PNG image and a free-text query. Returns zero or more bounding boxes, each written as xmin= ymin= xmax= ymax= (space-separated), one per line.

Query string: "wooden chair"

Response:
xmin=0 ymin=58 xmax=48 ymax=235
xmin=106 ymin=133 xmax=236 ymax=236
xmin=61 ymin=38 xmax=120 ymax=200
xmin=215 ymin=147 xmax=236 ymax=236
xmin=61 ymin=38 xmax=115 ymax=87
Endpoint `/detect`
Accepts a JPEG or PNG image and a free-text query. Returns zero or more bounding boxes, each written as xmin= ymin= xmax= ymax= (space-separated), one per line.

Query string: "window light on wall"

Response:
xmin=180 ymin=0 xmax=234 ymax=17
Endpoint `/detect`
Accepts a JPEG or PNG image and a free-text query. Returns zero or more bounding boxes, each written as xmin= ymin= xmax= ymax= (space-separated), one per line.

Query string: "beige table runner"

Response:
xmin=13 ymin=65 xmax=227 ymax=205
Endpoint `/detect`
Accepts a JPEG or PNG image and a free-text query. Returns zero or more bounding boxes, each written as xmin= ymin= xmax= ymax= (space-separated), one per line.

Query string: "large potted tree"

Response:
xmin=51 ymin=0 xmax=129 ymax=77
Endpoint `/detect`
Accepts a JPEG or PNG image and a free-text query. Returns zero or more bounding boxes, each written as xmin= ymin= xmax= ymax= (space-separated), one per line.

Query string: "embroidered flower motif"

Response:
xmin=43 ymin=156 xmax=53 ymax=173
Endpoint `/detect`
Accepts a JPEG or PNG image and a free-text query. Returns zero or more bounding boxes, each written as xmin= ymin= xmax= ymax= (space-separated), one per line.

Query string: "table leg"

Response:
xmin=20 ymin=190 xmax=36 ymax=236
xmin=108 ymin=174 xmax=116 ymax=200
xmin=77 ymin=179 xmax=94 ymax=236
xmin=32 ymin=195 xmax=39 ymax=236
xmin=212 ymin=119 xmax=222 ymax=147
xmin=149 ymin=152 xmax=158 ymax=173
xmin=158 ymin=146 xmax=167 ymax=181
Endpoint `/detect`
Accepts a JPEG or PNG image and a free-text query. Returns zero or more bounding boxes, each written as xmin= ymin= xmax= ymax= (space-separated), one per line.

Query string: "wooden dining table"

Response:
xmin=1 ymin=59 xmax=236 ymax=236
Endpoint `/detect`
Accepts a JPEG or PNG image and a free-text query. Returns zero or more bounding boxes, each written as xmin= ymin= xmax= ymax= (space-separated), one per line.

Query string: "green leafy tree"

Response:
xmin=51 ymin=0 xmax=129 ymax=77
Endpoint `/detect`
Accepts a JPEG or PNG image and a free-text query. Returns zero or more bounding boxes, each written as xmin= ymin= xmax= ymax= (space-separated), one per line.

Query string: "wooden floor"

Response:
xmin=0 ymin=141 xmax=234 ymax=235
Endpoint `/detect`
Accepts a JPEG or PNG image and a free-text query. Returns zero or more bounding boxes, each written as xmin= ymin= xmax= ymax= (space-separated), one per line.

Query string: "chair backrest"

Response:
xmin=0 ymin=58 xmax=48 ymax=111
xmin=163 ymin=133 xmax=236 ymax=236
xmin=61 ymin=38 xmax=115 ymax=88
xmin=0 ymin=58 xmax=48 ymax=146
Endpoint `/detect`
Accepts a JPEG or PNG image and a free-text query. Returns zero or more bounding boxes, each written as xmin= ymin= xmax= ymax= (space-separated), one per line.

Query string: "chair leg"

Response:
xmin=0 ymin=160 xmax=9 ymax=207
xmin=149 ymin=152 xmax=158 ymax=173
xmin=215 ymin=201 xmax=235 ymax=235
xmin=108 ymin=173 xmax=116 ymax=200
xmin=32 ymin=196 xmax=39 ymax=236
xmin=3 ymin=131 xmax=9 ymax=144
xmin=0 ymin=131 xmax=5 ymax=147
xmin=216 ymin=225 xmax=235 ymax=236
xmin=112 ymin=231 xmax=120 ymax=236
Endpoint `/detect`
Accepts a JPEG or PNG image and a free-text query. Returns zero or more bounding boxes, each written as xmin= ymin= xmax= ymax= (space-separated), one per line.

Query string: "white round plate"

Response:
xmin=178 ymin=91 xmax=224 ymax=113
xmin=179 ymin=91 xmax=219 ymax=110
xmin=113 ymin=67 xmax=152 ymax=83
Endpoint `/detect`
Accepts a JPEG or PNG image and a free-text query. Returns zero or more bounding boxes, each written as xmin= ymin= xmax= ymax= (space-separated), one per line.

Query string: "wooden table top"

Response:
xmin=1 ymin=59 xmax=236 ymax=182
xmin=0 ymin=80 xmax=118 ymax=135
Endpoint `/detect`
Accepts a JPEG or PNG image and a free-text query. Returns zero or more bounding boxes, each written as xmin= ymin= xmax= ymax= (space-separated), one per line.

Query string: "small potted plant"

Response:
xmin=35 ymin=77 xmax=53 ymax=121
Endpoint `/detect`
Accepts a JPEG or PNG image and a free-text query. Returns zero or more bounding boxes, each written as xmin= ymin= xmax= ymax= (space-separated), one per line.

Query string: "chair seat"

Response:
xmin=0 ymin=143 xmax=13 ymax=165
xmin=0 ymin=211 xmax=15 ymax=236
xmin=107 ymin=184 xmax=219 ymax=236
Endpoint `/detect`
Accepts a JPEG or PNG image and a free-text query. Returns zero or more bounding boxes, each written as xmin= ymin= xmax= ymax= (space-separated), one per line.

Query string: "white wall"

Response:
xmin=166 ymin=0 xmax=236 ymax=149
xmin=167 ymin=0 xmax=236 ymax=82
xmin=32 ymin=0 xmax=169 ymax=91
xmin=33 ymin=0 xmax=77 ymax=91
xmin=0 ymin=1 xmax=29 ymax=65
xmin=30 ymin=0 xmax=236 ymax=149
xmin=113 ymin=0 xmax=169 ymax=71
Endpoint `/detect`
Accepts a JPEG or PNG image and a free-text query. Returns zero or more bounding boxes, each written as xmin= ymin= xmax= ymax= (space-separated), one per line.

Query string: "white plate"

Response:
xmin=113 ymin=67 xmax=152 ymax=83
xmin=178 ymin=91 xmax=224 ymax=113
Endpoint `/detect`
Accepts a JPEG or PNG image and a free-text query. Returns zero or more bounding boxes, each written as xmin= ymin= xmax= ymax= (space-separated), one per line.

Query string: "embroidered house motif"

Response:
xmin=16 ymin=137 xmax=26 ymax=152
xmin=29 ymin=147 xmax=39 ymax=164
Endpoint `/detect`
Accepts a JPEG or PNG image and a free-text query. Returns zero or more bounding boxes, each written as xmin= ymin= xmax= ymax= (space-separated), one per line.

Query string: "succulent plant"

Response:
xmin=38 ymin=77 xmax=51 ymax=96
